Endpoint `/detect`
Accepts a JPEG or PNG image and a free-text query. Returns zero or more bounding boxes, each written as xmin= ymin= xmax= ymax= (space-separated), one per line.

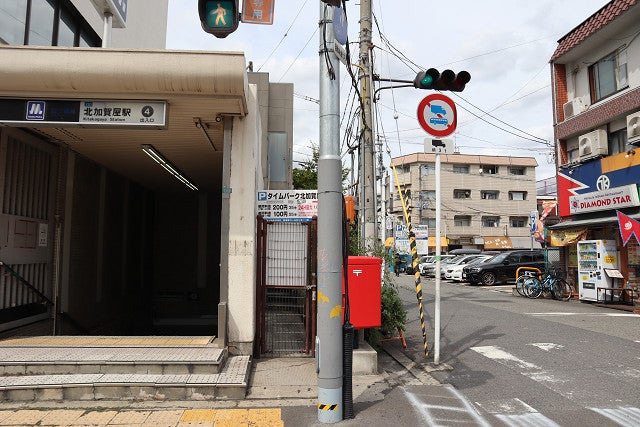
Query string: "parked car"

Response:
xmin=420 ymin=254 xmax=457 ymax=277
xmin=440 ymin=254 xmax=485 ymax=278
xmin=448 ymin=255 xmax=493 ymax=281
xmin=463 ymin=250 xmax=546 ymax=286
xmin=447 ymin=248 xmax=482 ymax=255
xmin=418 ymin=255 xmax=435 ymax=273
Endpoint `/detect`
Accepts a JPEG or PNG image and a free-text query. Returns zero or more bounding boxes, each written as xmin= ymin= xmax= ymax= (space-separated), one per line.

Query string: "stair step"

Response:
xmin=0 ymin=346 xmax=226 ymax=375
xmin=0 ymin=356 xmax=250 ymax=401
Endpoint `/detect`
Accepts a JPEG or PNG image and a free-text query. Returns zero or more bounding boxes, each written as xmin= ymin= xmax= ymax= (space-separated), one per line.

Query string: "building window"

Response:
xmin=509 ymin=191 xmax=527 ymax=201
xmin=480 ymin=165 xmax=498 ymax=174
xmin=423 ymin=218 xmax=436 ymax=228
xmin=453 ymin=189 xmax=471 ymax=199
xmin=481 ymin=190 xmax=499 ymax=200
xmin=589 ymin=49 xmax=628 ymax=103
xmin=452 ymin=164 xmax=469 ymax=174
xmin=482 ymin=216 xmax=500 ymax=227
xmin=567 ymin=148 xmax=579 ymax=163
xmin=510 ymin=216 xmax=527 ymax=228
xmin=509 ymin=167 xmax=525 ymax=175
xmin=28 ymin=0 xmax=55 ymax=46
xmin=454 ymin=215 xmax=471 ymax=227
xmin=421 ymin=164 xmax=435 ymax=175
xmin=0 ymin=1 xmax=28 ymax=44
xmin=419 ymin=190 xmax=435 ymax=210
xmin=2 ymin=0 xmax=100 ymax=47
xmin=608 ymin=128 xmax=631 ymax=156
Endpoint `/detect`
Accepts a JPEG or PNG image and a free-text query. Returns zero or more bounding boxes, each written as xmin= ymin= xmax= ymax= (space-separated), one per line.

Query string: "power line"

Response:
xmin=257 ymin=0 xmax=311 ymax=72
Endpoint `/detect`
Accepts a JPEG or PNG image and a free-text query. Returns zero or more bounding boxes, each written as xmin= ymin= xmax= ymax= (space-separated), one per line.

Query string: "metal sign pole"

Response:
xmin=434 ymin=152 xmax=441 ymax=364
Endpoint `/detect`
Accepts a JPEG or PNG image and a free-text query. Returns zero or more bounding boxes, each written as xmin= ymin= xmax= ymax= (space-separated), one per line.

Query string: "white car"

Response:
xmin=441 ymin=254 xmax=485 ymax=279
xmin=450 ymin=256 xmax=493 ymax=281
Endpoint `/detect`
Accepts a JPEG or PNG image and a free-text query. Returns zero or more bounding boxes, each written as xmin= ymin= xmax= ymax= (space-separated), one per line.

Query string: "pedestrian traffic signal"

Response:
xmin=413 ymin=69 xmax=471 ymax=92
xmin=198 ymin=0 xmax=240 ymax=38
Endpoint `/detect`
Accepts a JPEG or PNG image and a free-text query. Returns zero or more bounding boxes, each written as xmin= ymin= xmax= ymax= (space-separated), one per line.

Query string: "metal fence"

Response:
xmin=256 ymin=217 xmax=316 ymax=357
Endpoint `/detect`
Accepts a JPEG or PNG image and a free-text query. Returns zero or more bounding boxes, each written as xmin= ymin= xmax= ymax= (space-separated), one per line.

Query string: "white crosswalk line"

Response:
xmin=478 ymin=398 xmax=559 ymax=427
xmin=495 ymin=412 xmax=561 ymax=427
xmin=590 ymin=407 xmax=640 ymax=427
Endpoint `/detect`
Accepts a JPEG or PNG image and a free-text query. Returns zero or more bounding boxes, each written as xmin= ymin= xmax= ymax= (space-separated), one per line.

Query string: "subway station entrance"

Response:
xmin=0 ymin=46 xmax=257 ymax=350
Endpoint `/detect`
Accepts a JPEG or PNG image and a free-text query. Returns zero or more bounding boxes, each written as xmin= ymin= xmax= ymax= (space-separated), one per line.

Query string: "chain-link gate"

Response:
xmin=256 ymin=216 xmax=316 ymax=357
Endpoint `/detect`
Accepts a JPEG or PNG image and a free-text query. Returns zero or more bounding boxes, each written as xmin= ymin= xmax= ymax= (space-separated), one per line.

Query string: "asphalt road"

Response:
xmin=393 ymin=272 xmax=640 ymax=426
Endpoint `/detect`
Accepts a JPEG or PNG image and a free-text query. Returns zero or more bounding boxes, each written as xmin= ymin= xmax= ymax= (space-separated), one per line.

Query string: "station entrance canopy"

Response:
xmin=0 ymin=45 xmax=249 ymax=193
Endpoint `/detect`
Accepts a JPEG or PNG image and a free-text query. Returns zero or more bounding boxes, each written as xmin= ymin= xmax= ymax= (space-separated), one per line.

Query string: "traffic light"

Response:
xmin=198 ymin=0 xmax=240 ymax=38
xmin=413 ymin=68 xmax=471 ymax=92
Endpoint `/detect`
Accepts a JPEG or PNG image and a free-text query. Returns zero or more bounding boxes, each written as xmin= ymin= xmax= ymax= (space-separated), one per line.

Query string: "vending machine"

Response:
xmin=577 ymin=239 xmax=619 ymax=301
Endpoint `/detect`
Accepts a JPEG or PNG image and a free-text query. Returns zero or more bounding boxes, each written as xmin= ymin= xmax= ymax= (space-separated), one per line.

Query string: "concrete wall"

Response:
xmin=226 ymin=84 xmax=262 ymax=354
xmin=71 ymin=0 xmax=168 ymax=49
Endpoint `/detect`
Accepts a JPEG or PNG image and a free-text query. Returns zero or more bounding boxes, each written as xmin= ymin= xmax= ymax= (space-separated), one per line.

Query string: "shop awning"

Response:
xmin=427 ymin=237 xmax=448 ymax=247
xmin=483 ymin=236 xmax=512 ymax=250
xmin=548 ymin=209 xmax=640 ymax=229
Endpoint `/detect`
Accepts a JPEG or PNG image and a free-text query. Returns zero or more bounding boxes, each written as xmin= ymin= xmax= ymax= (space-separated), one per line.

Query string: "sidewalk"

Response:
xmin=0 ymin=344 xmax=440 ymax=426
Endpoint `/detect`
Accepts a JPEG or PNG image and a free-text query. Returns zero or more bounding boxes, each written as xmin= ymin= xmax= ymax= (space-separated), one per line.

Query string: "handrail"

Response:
xmin=0 ymin=261 xmax=53 ymax=306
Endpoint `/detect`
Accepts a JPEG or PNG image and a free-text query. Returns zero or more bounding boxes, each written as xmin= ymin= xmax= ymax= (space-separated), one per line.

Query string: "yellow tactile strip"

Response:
xmin=0 ymin=408 xmax=283 ymax=426
xmin=0 ymin=336 xmax=214 ymax=347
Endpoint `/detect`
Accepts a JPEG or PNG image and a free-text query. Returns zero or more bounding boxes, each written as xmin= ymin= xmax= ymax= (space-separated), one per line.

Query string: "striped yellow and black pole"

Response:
xmin=391 ymin=164 xmax=429 ymax=359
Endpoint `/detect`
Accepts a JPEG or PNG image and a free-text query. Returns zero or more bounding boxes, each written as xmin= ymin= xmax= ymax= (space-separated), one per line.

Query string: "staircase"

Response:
xmin=0 ymin=336 xmax=250 ymax=402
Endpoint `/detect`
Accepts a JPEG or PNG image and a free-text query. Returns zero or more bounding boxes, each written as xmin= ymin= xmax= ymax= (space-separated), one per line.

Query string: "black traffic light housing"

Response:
xmin=198 ymin=0 xmax=240 ymax=38
xmin=414 ymin=68 xmax=471 ymax=92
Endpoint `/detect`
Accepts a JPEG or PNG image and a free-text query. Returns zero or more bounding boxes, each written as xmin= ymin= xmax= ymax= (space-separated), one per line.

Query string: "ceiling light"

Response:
xmin=141 ymin=144 xmax=198 ymax=191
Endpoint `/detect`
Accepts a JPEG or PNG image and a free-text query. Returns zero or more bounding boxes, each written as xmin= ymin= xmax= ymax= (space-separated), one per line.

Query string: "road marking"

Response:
xmin=590 ymin=407 xmax=640 ymax=427
xmin=471 ymin=346 xmax=539 ymax=370
xmin=403 ymin=385 xmax=492 ymax=427
xmin=529 ymin=343 xmax=564 ymax=352
xmin=526 ymin=312 xmax=639 ymax=317
xmin=495 ymin=412 xmax=561 ymax=427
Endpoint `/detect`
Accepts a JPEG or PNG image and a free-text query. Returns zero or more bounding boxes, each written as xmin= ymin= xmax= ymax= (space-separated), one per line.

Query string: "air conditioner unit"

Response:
xmin=563 ymin=96 xmax=588 ymax=119
xmin=627 ymin=112 xmax=640 ymax=145
xmin=578 ymin=129 xmax=608 ymax=160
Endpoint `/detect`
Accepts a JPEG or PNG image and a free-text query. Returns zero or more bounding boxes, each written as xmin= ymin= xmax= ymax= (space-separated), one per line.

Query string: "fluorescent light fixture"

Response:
xmin=140 ymin=144 xmax=198 ymax=191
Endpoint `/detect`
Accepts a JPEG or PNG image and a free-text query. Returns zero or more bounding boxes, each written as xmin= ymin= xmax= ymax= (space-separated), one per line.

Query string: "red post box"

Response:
xmin=343 ymin=256 xmax=382 ymax=329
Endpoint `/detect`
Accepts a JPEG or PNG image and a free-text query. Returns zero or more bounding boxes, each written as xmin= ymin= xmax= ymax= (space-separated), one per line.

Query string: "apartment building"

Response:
xmin=390 ymin=153 xmax=539 ymax=252
xmin=549 ymin=0 xmax=640 ymax=288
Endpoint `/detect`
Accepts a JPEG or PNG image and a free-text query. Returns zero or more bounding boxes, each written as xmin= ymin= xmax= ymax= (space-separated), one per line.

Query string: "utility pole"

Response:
xmin=317 ymin=2 xmax=343 ymax=424
xmin=359 ymin=0 xmax=377 ymax=249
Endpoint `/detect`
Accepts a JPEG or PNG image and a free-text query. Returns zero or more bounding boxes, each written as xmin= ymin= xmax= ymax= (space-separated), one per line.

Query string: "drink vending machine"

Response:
xmin=577 ymin=239 xmax=619 ymax=301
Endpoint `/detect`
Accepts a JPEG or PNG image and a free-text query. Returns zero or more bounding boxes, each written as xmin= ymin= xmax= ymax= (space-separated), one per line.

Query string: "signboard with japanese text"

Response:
xmin=0 ymin=99 xmax=166 ymax=129
xmin=257 ymin=190 xmax=318 ymax=221
xmin=79 ymin=101 xmax=166 ymax=127
xmin=241 ymin=0 xmax=274 ymax=24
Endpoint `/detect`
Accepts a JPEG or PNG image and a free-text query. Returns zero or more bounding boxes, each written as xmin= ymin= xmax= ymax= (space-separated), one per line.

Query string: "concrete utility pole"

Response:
xmin=317 ymin=3 xmax=343 ymax=424
xmin=359 ymin=0 xmax=377 ymax=249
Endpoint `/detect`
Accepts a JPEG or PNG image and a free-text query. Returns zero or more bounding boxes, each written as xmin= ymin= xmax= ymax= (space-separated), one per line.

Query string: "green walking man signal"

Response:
xmin=198 ymin=0 xmax=240 ymax=38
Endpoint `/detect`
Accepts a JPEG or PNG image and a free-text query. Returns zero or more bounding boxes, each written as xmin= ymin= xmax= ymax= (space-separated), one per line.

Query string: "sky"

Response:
xmin=166 ymin=0 xmax=609 ymax=182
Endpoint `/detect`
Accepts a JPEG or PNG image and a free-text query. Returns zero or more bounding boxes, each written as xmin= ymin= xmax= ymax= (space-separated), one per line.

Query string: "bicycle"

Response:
xmin=518 ymin=270 xmax=574 ymax=301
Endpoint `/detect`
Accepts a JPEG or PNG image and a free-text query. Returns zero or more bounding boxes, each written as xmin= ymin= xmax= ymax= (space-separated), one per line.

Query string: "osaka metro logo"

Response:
xmin=26 ymin=101 xmax=46 ymax=121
